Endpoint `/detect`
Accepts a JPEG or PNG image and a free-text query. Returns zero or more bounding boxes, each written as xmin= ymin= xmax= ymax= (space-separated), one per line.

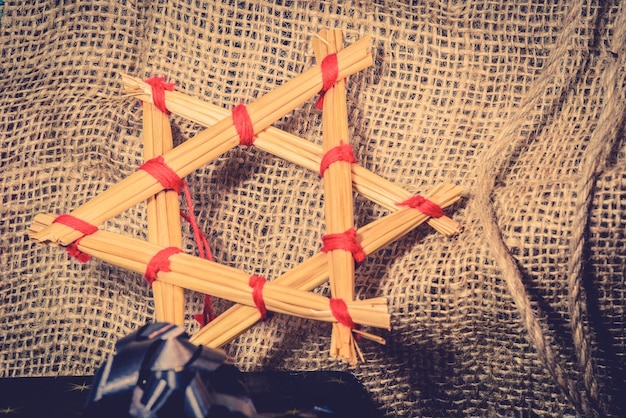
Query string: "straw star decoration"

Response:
xmin=28 ymin=31 xmax=463 ymax=364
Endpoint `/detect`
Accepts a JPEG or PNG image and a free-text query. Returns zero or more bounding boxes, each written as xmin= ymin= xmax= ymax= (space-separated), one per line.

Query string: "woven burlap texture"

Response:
xmin=1 ymin=1 xmax=625 ymax=417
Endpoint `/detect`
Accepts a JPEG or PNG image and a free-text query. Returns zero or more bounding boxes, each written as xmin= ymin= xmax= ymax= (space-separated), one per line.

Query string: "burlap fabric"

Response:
xmin=1 ymin=1 xmax=625 ymax=416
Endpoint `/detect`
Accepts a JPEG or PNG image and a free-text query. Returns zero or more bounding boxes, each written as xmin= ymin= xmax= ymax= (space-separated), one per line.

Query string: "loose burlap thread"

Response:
xmin=1 ymin=1 xmax=625 ymax=417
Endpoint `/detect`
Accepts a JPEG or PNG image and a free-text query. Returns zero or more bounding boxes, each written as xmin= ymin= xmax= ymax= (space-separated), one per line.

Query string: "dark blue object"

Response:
xmin=84 ymin=322 xmax=257 ymax=417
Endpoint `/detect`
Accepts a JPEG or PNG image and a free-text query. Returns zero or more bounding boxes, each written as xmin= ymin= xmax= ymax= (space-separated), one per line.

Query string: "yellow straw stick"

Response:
xmin=30 ymin=36 xmax=373 ymax=246
xmin=142 ymin=93 xmax=186 ymax=326
xmin=313 ymin=29 xmax=358 ymax=363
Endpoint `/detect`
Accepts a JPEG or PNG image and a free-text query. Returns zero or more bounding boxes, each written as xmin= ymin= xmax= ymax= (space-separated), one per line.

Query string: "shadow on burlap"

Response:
xmin=1 ymin=1 xmax=625 ymax=417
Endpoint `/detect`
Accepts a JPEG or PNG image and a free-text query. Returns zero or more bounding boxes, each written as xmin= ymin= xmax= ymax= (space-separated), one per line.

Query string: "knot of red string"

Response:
xmin=319 ymin=141 xmax=357 ymax=177
xmin=144 ymin=246 xmax=182 ymax=285
xmin=139 ymin=156 xmax=183 ymax=193
xmin=232 ymin=103 xmax=255 ymax=146
xmin=53 ymin=214 xmax=99 ymax=263
xmin=144 ymin=77 xmax=175 ymax=114
xmin=396 ymin=195 xmax=445 ymax=218
xmin=329 ymin=298 xmax=356 ymax=329
xmin=249 ymin=275 xmax=268 ymax=320
xmin=315 ymin=53 xmax=339 ymax=109
xmin=320 ymin=227 xmax=366 ymax=263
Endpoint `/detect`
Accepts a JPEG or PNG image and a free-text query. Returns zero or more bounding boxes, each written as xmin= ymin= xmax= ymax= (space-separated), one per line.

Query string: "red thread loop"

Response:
xmin=144 ymin=247 xmax=182 ymax=285
xmin=232 ymin=103 xmax=255 ymax=146
xmin=319 ymin=141 xmax=357 ymax=176
xmin=53 ymin=215 xmax=99 ymax=263
xmin=316 ymin=53 xmax=339 ymax=109
xmin=139 ymin=156 xmax=183 ymax=193
xmin=330 ymin=298 xmax=355 ymax=329
xmin=396 ymin=195 xmax=445 ymax=218
xmin=320 ymin=227 xmax=366 ymax=263
xmin=144 ymin=77 xmax=175 ymax=114
xmin=249 ymin=275 xmax=268 ymax=320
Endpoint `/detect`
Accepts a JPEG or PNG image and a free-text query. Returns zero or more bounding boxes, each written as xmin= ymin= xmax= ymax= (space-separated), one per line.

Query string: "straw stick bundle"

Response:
xmin=119 ymin=75 xmax=462 ymax=237
xmin=29 ymin=213 xmax=390 ymax=329
xmin=30 ymin=36 xmax=373 ymax=247
xmin=187 ymin=182 xmax=462 ymax=349
xmin=142 ymin=100 xmax=185 ymax=325
xmin=312 ymin=29 xmax=359 ymax=363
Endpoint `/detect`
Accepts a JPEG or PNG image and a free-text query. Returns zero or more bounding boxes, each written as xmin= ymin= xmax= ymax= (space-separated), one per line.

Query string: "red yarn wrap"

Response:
xmin=249 ymin=275 xmax=268 ymax=320
xmin=144 ymin=246 xmax=182 ymax=285
xmin=320 ymin=227 xmax=366 ymax=263
xmin=329 ymin=298 xmax=356 ymax=329
xmin=53 ymin=214 xmax=98 ymax=235
xmin=316 ymin=53 xmax=339 ymax=109
xmin=139 ymin=156 xmax=183 ymax=193
xmin=319 ymin=142 xmax=357 ymax=177
xmin=144 ymin=77 xmax=175 ymax=114
xmin=396 ymin=195 xmax=445 ymax=218
xmin=232 ymin=103 xmax=255 ymax=146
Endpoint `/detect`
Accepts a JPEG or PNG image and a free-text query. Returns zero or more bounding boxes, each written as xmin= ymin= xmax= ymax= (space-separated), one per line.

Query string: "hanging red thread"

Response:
xmin=138 ymin=155 xmax=216 ymax=324
xmin=319 ymin=141 xmax=357 ymax=176
xmin=144 ymin=246 xmax=183 ymax=285
xmin=180 ymin=210 xmax=212 ymax=261
xmin=232 ymin=103 xmax=255 ymax=146
xmin=53 ymin=214 xmax=99 ymax=262
xmin=180 ymin=194 xmax=216 ymax=326
xmin=316 ymin=53 xmax=339 ymax=109
xmin=396 ymin=195 xmax=445 ymax=218
xmin=249 ymin=275 xmax=268 ymax=320
xmin=194 ymin=295 xmax=217 ymax=328
xmin=329 ymin=298 xmax=356 ymax=329
xmin=144 ymin=77 xmax=175 ymax=114
xmin=321 ymin=227 xmax=366 ymax=263
xmin=139 ymin=156 xmax=183 ymax=193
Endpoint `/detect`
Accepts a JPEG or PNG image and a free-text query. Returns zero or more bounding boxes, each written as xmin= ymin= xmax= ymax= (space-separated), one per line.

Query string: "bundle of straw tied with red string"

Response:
xmin=29 ymin=29 xmax=462 ymax=367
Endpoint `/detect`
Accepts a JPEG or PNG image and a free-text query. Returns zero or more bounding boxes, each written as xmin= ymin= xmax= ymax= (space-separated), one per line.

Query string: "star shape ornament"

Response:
xmin=28 ymin=32 xmax=463 ymax=364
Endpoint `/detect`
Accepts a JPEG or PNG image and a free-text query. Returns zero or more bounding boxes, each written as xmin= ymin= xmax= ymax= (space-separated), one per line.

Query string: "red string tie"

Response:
xmin=53 ymin=214 xmax=99 ymax=263
xmin=320 ymin=227 xmax=366 ymax=263
xmin=53 ymin=214 xmax=99 ymax=235
xmin=316 ymin=53 xmax=339 ymax=109
xmin=319 ymin=141 xmax=357 ymax=177
xmin=139 ymin=156 xmax=183 ymax=193
xmin=144 ymin=77 xmax=175 ymax=114
xmin=232 ymin=103 xmax=255 ymax=146
xmin=396 ymin=195 xmax=445 ymax=218
xmin=144 ymin=246 xmax=182 ymax=285
xmin=329 ymin=298 xmax=356 ymax=329
xmin=249 ymin=275 xmax=268 ymax=320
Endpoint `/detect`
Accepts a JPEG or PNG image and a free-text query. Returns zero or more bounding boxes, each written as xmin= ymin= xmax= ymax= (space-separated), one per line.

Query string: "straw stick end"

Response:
xmin=27 ymin=213 xmax=57 ymax=243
